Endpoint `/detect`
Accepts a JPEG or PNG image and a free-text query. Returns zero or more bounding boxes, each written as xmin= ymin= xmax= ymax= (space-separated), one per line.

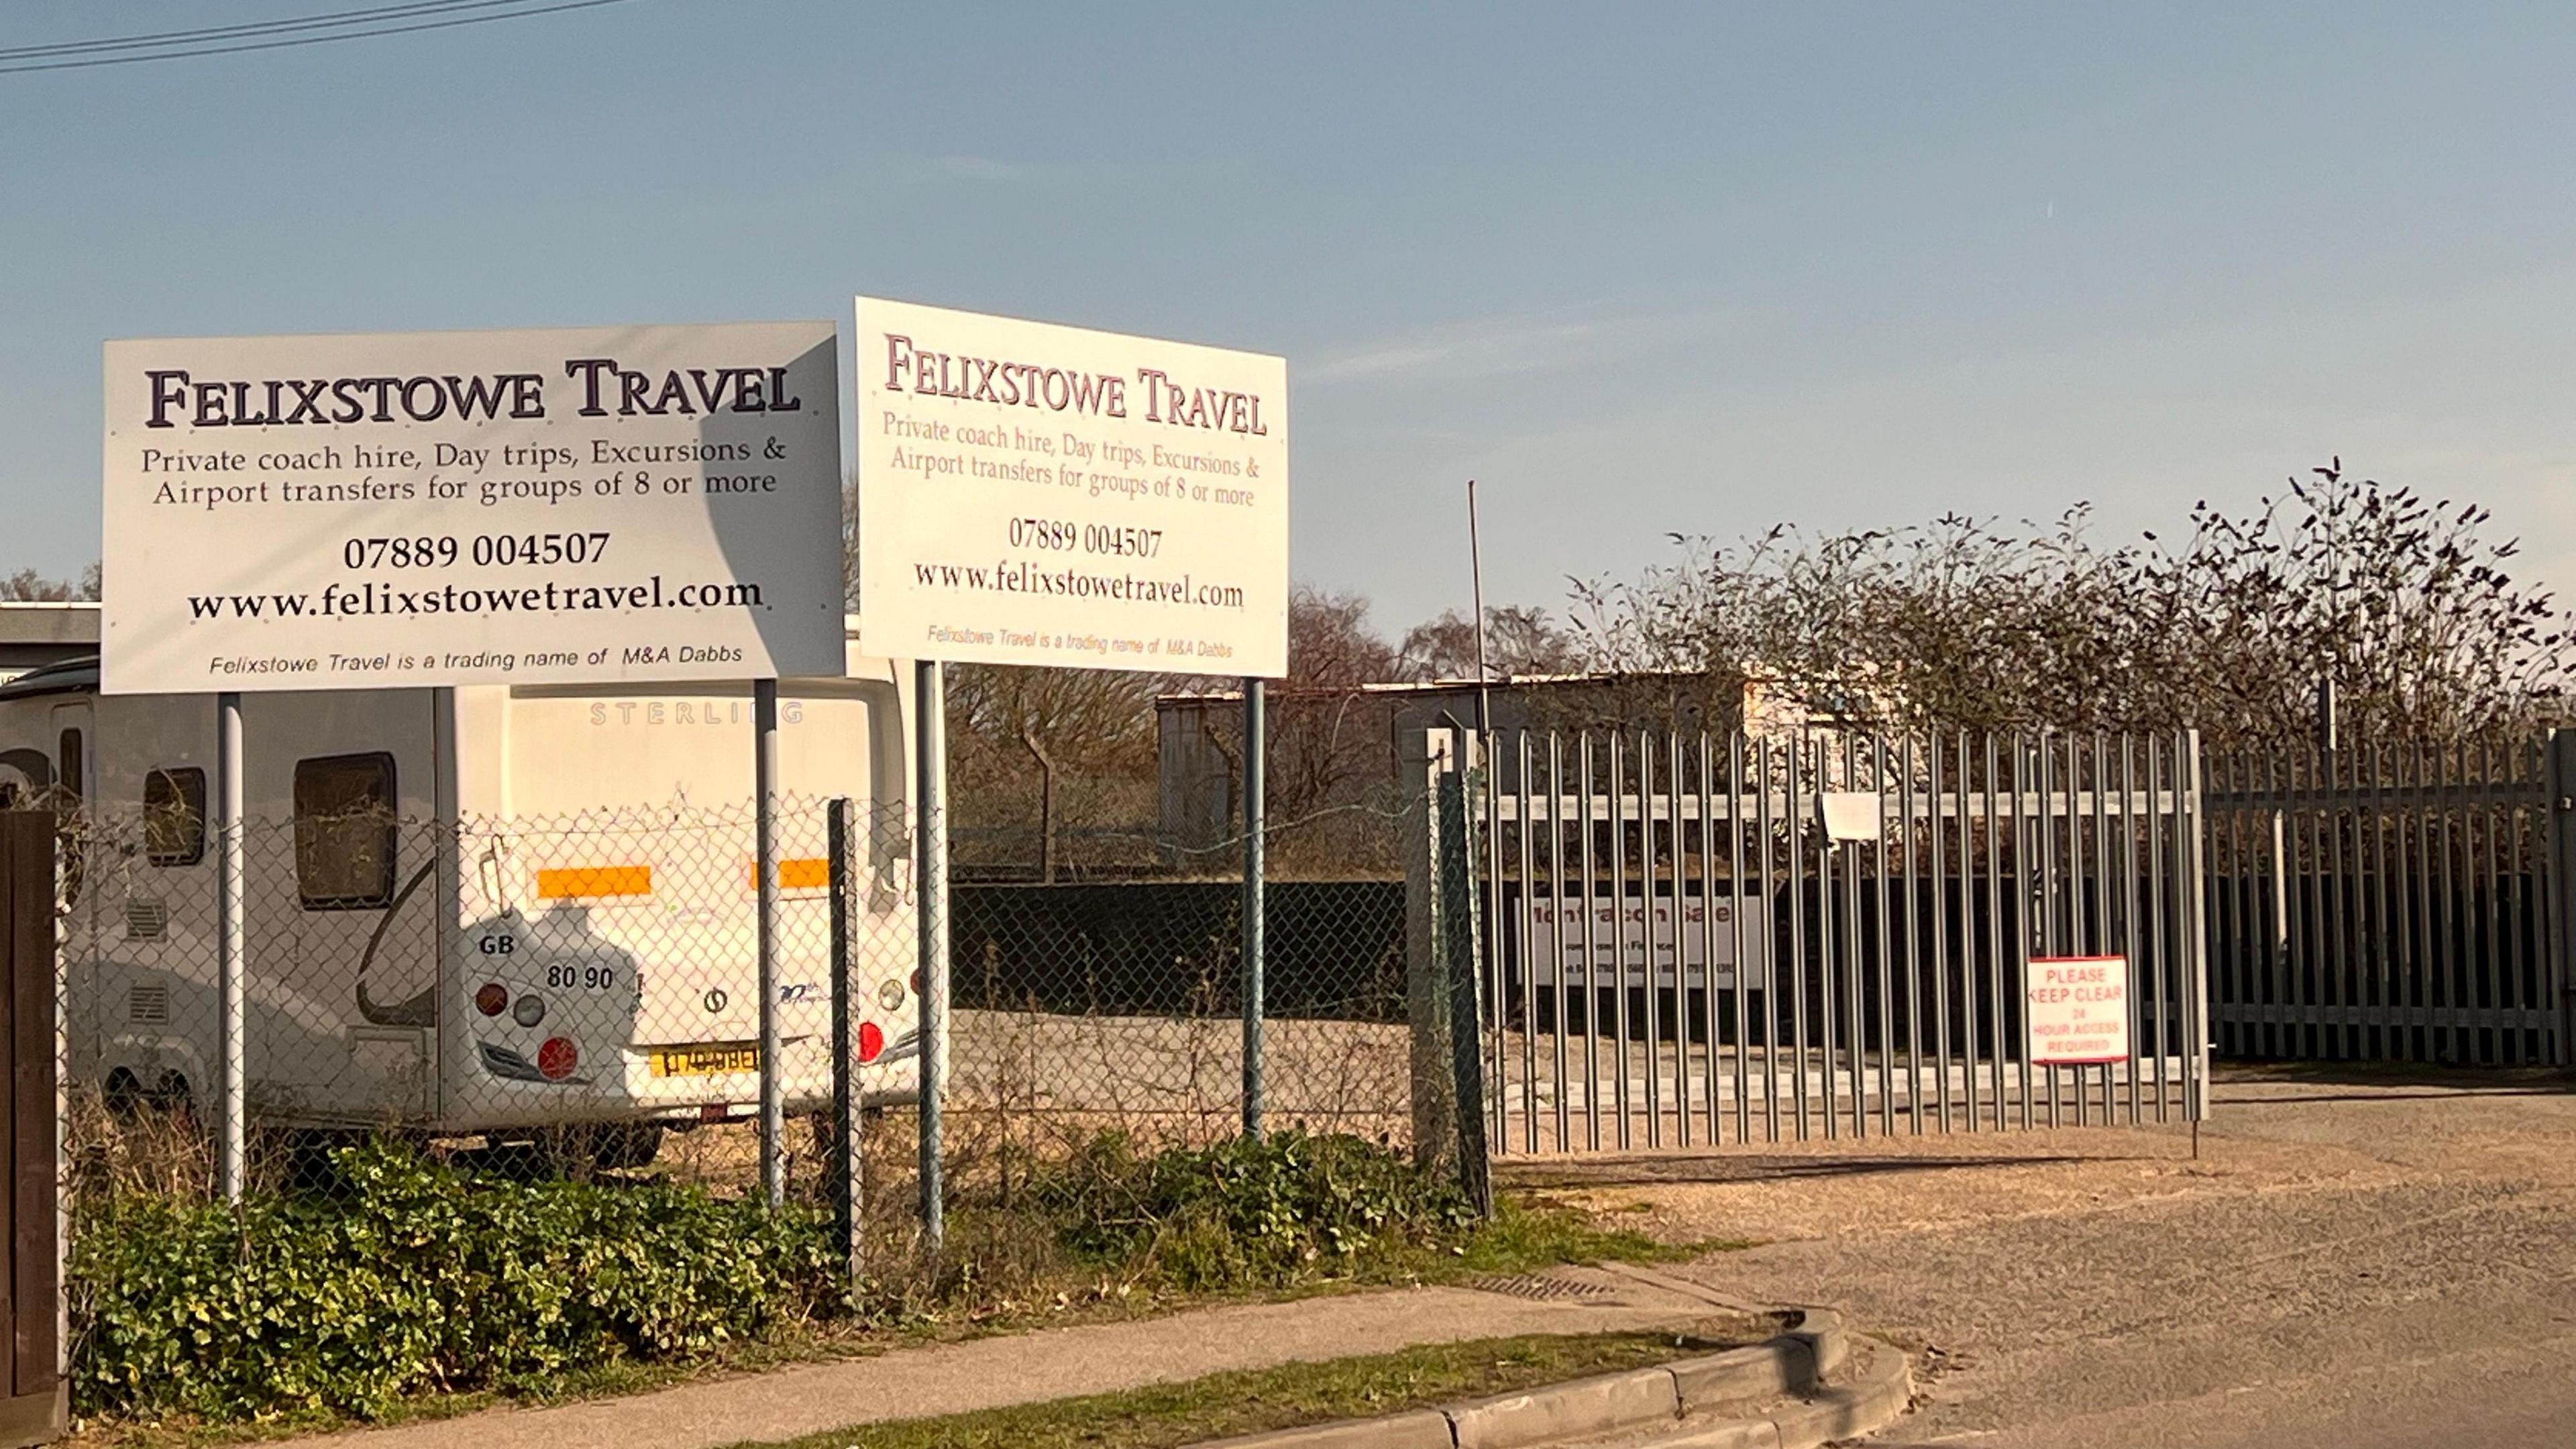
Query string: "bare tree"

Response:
xmin=1398 ymin=604 xmax=1578 ymax=681
xmin=0 ymin=564 xmax=101 ymax=602
xmin=1285 ymin=584 xmax=1404 ymax=687
xmin=1270 ymin=586 xmax=1409 ymax=818
xmin=841 ymin=471 xmax=863 ymax=610
xmin=946 ymin=664 xmax=1165 ymax=881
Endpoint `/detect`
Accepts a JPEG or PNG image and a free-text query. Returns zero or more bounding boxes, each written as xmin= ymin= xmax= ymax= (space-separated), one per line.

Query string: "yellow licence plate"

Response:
xmin=649 ymin=1044 xmax=760 ymax=1077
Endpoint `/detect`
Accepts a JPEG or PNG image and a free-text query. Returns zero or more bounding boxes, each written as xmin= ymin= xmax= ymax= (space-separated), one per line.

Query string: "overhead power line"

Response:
xmin=0 ymin=0 xmax=638 ymax=75
xmin=0 ymin=1 xmax=544 ymax=60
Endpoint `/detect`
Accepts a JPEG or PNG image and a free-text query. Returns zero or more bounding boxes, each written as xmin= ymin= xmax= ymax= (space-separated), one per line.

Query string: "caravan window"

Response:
xmin=144 ymin=767 xmax=207 ymax=867
xmin=56 ymin=730 xmax=81 ymax=809
xmin=57 ymin=728 xmax=84 ymax=903
xmin=293 ymin=753 xmax=396 ymax=910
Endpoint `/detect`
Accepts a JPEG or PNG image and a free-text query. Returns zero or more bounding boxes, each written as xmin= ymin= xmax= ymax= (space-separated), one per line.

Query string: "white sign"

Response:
xmin=2026 ymin=955 xmax=2132 ymax=1065
xmin=1520 ymin=888 xmax=1774 ymax=992
xmin=853 ymin=297 xmax=1289 ymax=676
xmin=1817 ymin=791 xmax=1882 ymax=843
xmin=101 ymin=322 xmax=845 ymax=694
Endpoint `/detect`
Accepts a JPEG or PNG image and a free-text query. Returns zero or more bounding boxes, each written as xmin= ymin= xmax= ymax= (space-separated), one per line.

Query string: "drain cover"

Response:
xmin=1462 ymin=1273 xmax=1617 ymax=1301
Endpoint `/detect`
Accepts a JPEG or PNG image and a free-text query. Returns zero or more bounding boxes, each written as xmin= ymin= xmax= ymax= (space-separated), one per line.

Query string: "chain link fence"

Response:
xmin=55 ymin=784 xmax=1421 ymax=1228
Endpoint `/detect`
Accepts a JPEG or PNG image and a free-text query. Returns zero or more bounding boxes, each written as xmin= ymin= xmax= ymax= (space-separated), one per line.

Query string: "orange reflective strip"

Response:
xmin=535 ymin=865 xmax=653 ymax=900
xmin=749 ymin=858 xmax=832 ymax=892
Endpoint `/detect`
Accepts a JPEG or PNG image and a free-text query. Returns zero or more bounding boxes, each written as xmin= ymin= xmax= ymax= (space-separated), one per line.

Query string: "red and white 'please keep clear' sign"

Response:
xmin=2026 ymin=955 xmax=2131 ymax=1066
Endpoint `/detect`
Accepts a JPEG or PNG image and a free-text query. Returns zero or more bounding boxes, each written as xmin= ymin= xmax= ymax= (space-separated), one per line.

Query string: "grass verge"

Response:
xmin=732 ymin=1330 xmax=1749 ymax=1449
xmin=1452 ymin=1195 xmax=1757 ymax=1274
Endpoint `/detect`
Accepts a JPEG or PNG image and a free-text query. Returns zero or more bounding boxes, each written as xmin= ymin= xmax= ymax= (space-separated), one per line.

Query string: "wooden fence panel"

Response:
xmin=0 ymin=813 xmax=58 ymax=1446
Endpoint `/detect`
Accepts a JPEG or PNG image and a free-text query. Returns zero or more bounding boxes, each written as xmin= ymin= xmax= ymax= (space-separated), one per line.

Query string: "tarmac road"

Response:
xmin=1512 ymin=1065 xmax=2576 ymax=1448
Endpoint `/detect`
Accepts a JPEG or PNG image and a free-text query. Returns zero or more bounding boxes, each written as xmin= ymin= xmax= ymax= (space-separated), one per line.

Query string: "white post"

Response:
xmin=1240 ymin=678 xmax=1265 ymax=1138
xmin=914 ymin=659 xmax=947 ymax=1249
xmin=216 ymin=692 xmax=246 ymax=1203
xmin=754 ymin=679 xmax=783 ymax=1208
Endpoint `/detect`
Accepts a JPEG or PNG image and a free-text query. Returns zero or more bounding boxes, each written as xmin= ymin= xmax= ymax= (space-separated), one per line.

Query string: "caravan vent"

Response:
xmin=124 ymin=898 xmax=169 ymax=940
xmin=127 ymin=985 xmax=169 ymax=1026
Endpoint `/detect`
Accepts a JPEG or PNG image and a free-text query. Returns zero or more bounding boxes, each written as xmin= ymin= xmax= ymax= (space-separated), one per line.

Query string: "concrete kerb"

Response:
xmin=1192 ymin=1307 xmax=1914 ymax=1449
xmin=1759 ymin=1338 xmax=1913 ymax=1449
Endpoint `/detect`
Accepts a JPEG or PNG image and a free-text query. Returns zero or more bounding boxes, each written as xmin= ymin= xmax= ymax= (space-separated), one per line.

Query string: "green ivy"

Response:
xmin=70 ymin=1141 xmax=839 ymax=1423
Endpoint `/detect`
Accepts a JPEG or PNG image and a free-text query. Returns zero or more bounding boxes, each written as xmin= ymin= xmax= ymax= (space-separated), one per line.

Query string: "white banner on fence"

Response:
xmin=852 ymin=297 xmax=1289 ymax=678
xmin=1522 ymin=888 xmax=1774 ymax=991
xmin=101 ymin=322 xmax=847 ymax=694
xmin=2026 ymin=955 xmax=2132 ymax=1065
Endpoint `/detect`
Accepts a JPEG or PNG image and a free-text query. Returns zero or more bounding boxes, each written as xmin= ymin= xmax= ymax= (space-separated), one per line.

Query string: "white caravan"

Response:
xmin=0 ymin=623 xmax=922 ymax=1162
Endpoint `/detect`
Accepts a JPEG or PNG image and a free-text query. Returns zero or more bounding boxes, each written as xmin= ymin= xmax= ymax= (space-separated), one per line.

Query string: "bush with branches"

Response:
xmin=1574 ymin=461 xmax=2573 ymax=747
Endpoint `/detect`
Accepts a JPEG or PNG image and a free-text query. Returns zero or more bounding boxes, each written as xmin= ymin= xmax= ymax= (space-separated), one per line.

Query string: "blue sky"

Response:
xmin=7 ymin=2 xmax=2576 ymax=633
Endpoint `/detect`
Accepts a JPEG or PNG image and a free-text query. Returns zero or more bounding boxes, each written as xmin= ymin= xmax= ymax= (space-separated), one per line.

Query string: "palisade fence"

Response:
xmin=1464 ymin=727 xmax=2216 ymax=1157
xmin=54 ymin=786 xmax=1422 ymax=1240
xmin=2202 ymin=735 xmax=2574 ymax=1067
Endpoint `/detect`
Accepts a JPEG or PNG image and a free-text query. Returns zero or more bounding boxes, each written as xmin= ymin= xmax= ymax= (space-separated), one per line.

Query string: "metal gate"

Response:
xmin=1473 ymin=729 xmax=2210 ymax=1154
xmin=2204 ymin=737 xmax=2570 ymax=1066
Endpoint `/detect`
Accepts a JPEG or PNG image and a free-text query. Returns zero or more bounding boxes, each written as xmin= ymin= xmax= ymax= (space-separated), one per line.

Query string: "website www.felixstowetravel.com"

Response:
xmin=911 ymin=559 xmax=1246 ymax=609
xmin=186 ymin=576 xmax=764 ymax=621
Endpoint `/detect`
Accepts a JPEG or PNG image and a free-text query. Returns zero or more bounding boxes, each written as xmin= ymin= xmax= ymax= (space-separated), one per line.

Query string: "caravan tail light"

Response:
xmin=474 ymin=983 xmax=508 ymax=1016
xmin=859 ymin=1022 xmax=885 ymax=1064
xmin=537 ymin=1037 xmax=579 ymax=1081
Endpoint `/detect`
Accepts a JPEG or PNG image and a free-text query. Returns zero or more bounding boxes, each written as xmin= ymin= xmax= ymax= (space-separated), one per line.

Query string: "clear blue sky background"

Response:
xmin=7 ymin=2 xmax=2576 ymax=634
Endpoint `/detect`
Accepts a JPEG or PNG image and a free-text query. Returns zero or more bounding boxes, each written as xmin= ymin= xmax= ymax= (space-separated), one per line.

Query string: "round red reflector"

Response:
xmin=474 ymin=983 xmax=508 ymax=1016
xmin=858 ymin=1021 xmax=885 ymax=1063
xmin=536 ymin=1037 xmax=578 ymax=1081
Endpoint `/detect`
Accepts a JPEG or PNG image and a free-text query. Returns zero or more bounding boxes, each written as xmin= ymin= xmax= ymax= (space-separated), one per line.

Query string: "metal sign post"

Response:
xmin=914 ymin=660 xmax=948 ymax=1250
xmin=826 ymin=798 xmax=863 ymax=1281
xmin=753 ymin=679 xmax=783 ymax=1208
xmin=1240 ymin=677 xmax=1265 ymax=1138
xmin=215 ymin=690 xmax=245 ymax=1204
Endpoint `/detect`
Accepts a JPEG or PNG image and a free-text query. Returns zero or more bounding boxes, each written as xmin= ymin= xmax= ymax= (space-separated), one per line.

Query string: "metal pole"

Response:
xmin=1240 ymin=676 xmax=1266 ymax=1138
xmin=828 ymin=798 xmax=862 ymax=1282
xmin=754 ymin=679 xmax=783 ymax=1208
xmin=2182 ymin=731 xmax=2214 ymax=1126
xmin=1466 ymin=480 xmax=1491 ymax=733
xmin=216 ymin=692 xmax=245 ymax=1204
xmin=914 ymin=660 xmax=948 ymax=1250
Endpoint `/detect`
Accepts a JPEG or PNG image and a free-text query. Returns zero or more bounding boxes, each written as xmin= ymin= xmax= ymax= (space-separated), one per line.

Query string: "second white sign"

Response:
xmin=853 ymin=297 xmax=1289 ymax=678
